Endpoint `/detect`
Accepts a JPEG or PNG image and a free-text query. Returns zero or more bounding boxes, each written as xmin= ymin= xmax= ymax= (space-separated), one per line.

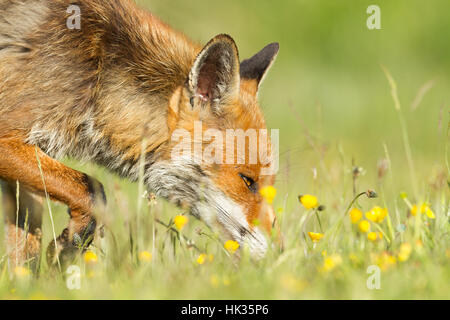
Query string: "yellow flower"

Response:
xmin=224 ymin=240 xmax=240 ymax=253
xmin=387 ymin=255 xmax=397 ymax=265
xmin=411 ymin=203 xmax=435 ymax=219
xmin=365 ymin=206 xmax=388 ymax=223
xmin=349 ymin=208 xmax=363 ymax=224
xmin=424 ymin=207 xmax=435 ymax=219
xmin=367 ymin=232 xmax=378 ymax=242
xmin=84 ymin=251 xmax=98 ymax=264
xmin=358 ymin=220 xmax=370 ymax=233
xmin=138 ymin=251 xmax=152 ymax=262
xmin=320 ymin=254 xmax=342 ymax=272
xmin=376 ymin=207 xmax=388 ymax=222
xmin=14 ymin=266 xmax=31 ymax=278
xmin=197 ymin=254 xmax=207 ymax=265
xmin=259 ymin=186 xmax=277 ymax=204
xmin=372 ymin=251 xmax=397 ymax=271
xmin=398 ymin=242 xmax=412 ymax=262
xmin=308 ymin=232 xmax=324 ymax=243
xmin=299 ymin=194 xmax=319 ymax=209
xmin=365 ymin=210 xmax=377 ymax=222
xmin=174 ymin=215 xmax=188 ymax=231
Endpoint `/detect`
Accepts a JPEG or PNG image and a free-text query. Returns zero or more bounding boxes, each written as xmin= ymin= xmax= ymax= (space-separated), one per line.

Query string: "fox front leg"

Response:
xmin=0 ymin=136 xmax=106 ymax=270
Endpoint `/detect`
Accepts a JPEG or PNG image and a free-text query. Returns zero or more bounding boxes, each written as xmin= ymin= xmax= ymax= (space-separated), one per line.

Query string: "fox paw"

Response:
xmin=46 ymin=228 xmax=79 ymax=270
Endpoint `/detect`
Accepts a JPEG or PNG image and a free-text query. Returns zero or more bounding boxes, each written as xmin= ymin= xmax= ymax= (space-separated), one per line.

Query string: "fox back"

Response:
xmin=0 ymin=0 xmax=279 ymax=258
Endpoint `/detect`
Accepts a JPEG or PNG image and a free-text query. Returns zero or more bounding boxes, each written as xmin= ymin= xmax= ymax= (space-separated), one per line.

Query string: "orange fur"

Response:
xmin=0 ymin=0 xmax=280 ymax=265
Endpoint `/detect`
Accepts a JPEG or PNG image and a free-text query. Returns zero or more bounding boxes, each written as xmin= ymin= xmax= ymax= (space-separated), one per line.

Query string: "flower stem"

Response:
xmin=315 ymin=209 xmax=323 ymax=233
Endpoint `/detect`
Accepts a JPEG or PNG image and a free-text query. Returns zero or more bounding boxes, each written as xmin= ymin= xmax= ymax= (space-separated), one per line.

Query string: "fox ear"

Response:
xmin=240 ymin=43 xmax=279 ymax=94
xmin=188 ymin=34 xmax=240 ymax=111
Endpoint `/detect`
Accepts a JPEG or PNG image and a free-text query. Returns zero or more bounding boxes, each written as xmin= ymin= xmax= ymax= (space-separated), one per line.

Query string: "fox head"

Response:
xmin=147 ymin=34 xmax=279 ymax=258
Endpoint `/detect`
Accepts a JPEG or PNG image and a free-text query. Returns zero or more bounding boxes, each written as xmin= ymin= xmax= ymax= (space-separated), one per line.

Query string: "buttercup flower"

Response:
xmin=398 ymin=242 xmax=412 ymax=262
xmin=349 ymin=208 xmax=363 ymax=224
xmin=424 ymin=207 xmax=435 ymax=219
xmin=365 ymin=206 xmax=388 ymax=223
xmin=224 ymin=240 xmax=240 ymax=253
xmin=320 ymin=254 xmax=342 ymax=272
xmin=299 ymin=194 xmax=319 ymax=209
xmin=367 ymin=232 xmax=378 ymax=241
xmin=373 ymin=251 xmax=397 ymax=271
xmin=308 ymin=232 xmax=324 ymax=243
xmin=358 ymin=220 xmax=370 ymax=233
xmin=411 ymin=203 xmax=435 ymax=219
xmin=174 ymin=215 xmax=189 ymax=231
xmin=84 ymin=251 xmax=98 ymax=264
xmin=259 ymin=186 xmax=277 ymax=204
xmin=138 ymin=251 xmax=152 ymax=262
xmin=197 ymin=254 xmax=207 ymax=265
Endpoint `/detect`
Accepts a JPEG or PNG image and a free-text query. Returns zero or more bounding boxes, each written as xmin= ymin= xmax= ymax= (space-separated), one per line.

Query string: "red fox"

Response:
xmin=0 ymin=0 xmax=279 ymax=270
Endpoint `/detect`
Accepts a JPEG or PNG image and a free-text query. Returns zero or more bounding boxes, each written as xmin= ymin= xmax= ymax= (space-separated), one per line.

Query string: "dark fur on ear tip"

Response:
xmin=240 ymin=42 xmax=279 ymax=83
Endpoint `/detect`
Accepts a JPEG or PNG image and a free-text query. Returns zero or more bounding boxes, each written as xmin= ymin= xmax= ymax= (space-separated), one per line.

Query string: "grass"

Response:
xmin=0 ymin=70 xmax=448 ymax=299
xmin=0 ymin=0 xmax=449 ymax=300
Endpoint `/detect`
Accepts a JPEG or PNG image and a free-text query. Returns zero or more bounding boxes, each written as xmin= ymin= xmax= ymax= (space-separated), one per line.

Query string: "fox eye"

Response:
xmin=239 ymin=173 xmax=257 ymax=193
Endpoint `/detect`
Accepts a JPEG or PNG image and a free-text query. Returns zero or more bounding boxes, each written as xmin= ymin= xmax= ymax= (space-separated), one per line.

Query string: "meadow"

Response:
xmin=0 ymin=0 xmax=449 ymax=299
